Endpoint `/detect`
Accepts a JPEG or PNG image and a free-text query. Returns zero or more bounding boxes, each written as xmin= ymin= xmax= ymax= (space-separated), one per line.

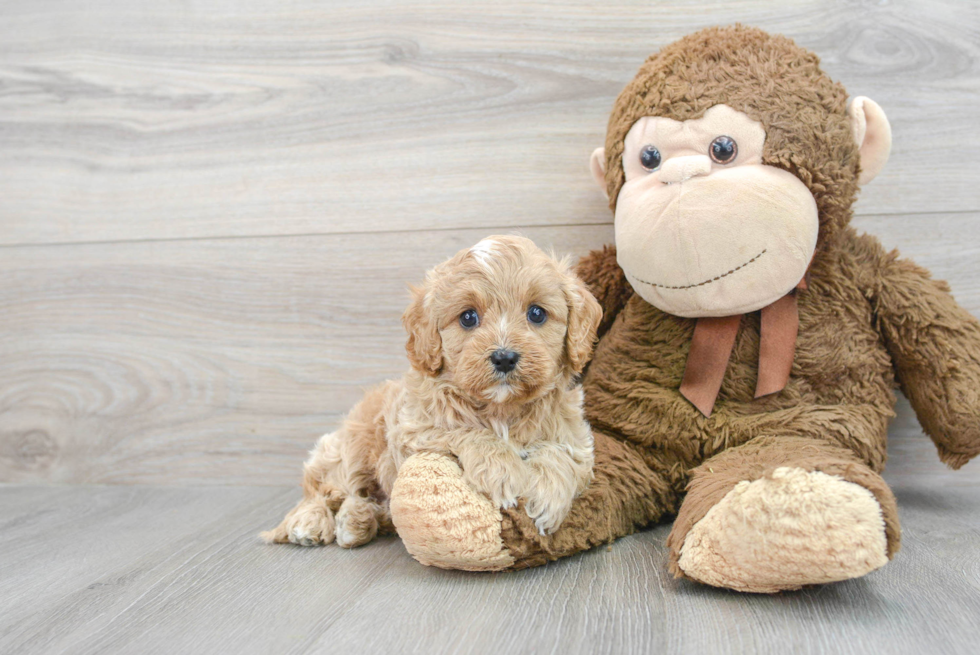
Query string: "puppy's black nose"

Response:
xmin=490 ymin=349 xmax=520 ymax=374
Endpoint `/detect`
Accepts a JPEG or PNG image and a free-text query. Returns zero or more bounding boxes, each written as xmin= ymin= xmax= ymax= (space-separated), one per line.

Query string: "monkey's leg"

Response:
xmin=666 ymin=435 xmax=900 ymax=593
xmin=389 ymin=431 xmax=674 ymax=571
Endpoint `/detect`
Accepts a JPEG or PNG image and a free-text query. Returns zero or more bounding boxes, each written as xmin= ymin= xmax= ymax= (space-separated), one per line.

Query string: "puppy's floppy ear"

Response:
xmin=562 ymin=268 xmax=603 ymax=375
xmin=402 ymin=285 xmax=443 ymax=376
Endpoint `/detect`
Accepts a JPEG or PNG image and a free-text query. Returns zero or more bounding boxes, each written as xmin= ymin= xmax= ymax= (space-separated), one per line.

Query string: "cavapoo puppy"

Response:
xmin=262 ymin=235 xmax=602 ymax=549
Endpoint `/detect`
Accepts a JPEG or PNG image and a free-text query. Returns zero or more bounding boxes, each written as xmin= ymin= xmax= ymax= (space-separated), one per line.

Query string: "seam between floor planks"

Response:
xmin=0 ymin=209 xmax=976 ymax=251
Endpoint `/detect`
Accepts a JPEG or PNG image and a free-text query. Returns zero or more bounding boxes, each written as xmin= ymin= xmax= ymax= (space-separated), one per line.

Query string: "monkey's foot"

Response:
xmin=676 ymin=467 xmax=889 ymax=593
xmin=390 ymin=452 xmax=515 ymax=571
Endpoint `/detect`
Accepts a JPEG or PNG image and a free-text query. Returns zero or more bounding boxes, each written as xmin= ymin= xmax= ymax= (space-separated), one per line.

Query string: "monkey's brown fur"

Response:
xmin=388 ymin=26 xmax=980 ymax=589
xmin=484 ymin=26 xmax=980 ymax=578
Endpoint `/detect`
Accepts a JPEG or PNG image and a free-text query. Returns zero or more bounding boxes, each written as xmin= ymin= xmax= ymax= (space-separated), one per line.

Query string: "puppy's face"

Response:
xmin=403 ymin=236 xmax=602 ymax=404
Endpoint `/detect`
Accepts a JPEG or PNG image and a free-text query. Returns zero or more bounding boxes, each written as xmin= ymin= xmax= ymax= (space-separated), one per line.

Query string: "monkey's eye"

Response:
xmin=526 ymin=305 xmax=547 ymax=325
xmin=459 ymin=309 xmax=480 ymax=329
xmin=639 ymin=145 xmax=662 ymax=171
xmin=709 ymin=136 xmax=738 ymax=164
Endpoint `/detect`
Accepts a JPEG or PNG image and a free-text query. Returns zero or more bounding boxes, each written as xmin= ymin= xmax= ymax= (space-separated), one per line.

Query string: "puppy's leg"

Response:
xmin=523 ymin=441 xmax=594 ymax=536
xmin=262 ymin=383 xmax=394 ymax=547
xmin=260 ymin=430 xmax=345 ymax=546
xmin=374 ymin=449 xmax=397 ymax=535
xmin=453 ymin=432 xmax=528 ymax=510
xmin=261 ymin=492 xmax=339 ymax=546
xmin=335 ymin=496 xmax=386 ymax=548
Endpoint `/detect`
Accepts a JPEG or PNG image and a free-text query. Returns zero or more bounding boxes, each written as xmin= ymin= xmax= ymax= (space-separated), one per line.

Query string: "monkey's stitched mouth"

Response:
xmin=628 ymin=249 xmax=767 ymax=290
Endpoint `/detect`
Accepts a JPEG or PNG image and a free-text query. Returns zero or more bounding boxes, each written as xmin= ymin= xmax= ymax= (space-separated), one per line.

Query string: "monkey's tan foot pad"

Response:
xmin=677 ymin=466 xmax=888 ymax=593
xmin=390 ymin=452 xmax=515 ymax=571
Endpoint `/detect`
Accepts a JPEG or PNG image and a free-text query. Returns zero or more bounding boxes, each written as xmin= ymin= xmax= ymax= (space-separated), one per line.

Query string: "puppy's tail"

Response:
xmin=259 ymin=525 xmax=288 ymax=544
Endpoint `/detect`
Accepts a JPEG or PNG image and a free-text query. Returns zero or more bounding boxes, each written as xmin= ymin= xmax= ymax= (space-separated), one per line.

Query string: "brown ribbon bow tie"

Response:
xmin=679 ymin=276 xmax=808 ymax=417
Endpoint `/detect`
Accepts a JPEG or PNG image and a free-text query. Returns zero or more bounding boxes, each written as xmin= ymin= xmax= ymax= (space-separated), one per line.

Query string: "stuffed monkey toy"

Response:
xmin=387 ymin=25 xmax=980 ymax=592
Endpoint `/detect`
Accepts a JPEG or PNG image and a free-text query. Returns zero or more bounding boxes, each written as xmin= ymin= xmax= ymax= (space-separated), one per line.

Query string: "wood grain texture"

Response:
xmin=1 ymin=0 xmax=979 ymax=245
xmin=2 ymin=219 xmax=979 ymax=486
xmin=0 ymin=481 xmax=978 ymax=655
xmin=1 ymin=1 xmax=980 ymax=649
xmin=0 ymin=226 xmax=614 ymax=484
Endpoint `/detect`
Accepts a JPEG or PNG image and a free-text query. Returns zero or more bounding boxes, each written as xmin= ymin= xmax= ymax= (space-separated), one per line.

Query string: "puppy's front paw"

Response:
xmin=460 ymin=454 xmax=526 ymax=510
xmin=524 ymin=485 xmax=574 ymax=536
xmin=335 ymin=496 xmax=381 ymax=549
xmin=261 ymin=499 xmax=336 ymax=546
xmin=517 ymin=440 xmax=593 ymax=536
xmin=521 ymin=459 xmax=584 ymax=535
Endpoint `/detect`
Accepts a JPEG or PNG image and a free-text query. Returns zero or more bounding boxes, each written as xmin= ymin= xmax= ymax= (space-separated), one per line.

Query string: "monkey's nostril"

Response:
xmin=490 ymin=349 xmax=520 ymax=374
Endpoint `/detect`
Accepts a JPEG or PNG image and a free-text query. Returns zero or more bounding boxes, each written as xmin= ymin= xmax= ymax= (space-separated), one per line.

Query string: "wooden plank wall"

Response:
xmin=2 ymin=0 xmax=979 ymax=485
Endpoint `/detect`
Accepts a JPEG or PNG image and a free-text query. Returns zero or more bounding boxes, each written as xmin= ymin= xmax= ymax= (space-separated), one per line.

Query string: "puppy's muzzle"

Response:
xmin=490 ymin=349 xmax=520 ymax=375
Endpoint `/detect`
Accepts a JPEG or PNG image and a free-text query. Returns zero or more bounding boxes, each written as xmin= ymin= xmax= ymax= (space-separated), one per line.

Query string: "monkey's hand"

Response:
xmin=575 ymin=245 xmax=633 ymax=339
xmin=869 ymin=242 xmax=980 ymax=469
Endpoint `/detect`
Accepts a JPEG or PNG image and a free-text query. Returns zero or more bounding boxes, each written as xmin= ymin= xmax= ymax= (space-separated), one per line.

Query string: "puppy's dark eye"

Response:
xmin=639 ymin=145 xmax=662 ymax=171
xmin=459 ymin=309 xmax=480 ymax=329
xmin=709 ymin=136 xmax=737 ymax=164
xmin=527 ymin=305 xmax=547 ymax=325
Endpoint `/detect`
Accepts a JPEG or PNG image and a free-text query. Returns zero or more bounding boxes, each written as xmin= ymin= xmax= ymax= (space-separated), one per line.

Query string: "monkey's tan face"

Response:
xmin=613 ymin=104 xmax=819 ymax=317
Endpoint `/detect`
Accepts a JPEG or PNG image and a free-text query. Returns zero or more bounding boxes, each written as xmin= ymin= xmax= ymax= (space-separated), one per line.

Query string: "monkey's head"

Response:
xmin=591 ymin=26 xmax=891 ymax=318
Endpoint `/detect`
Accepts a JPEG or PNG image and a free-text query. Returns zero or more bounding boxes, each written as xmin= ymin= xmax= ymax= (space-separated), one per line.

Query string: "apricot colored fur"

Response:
xmin=262 ymin=236 xmax=601 ymax=547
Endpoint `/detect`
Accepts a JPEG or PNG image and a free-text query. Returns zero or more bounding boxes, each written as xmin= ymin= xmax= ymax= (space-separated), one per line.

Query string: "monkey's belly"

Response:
xmin=581 ymin=294 xmax=896 ymax=474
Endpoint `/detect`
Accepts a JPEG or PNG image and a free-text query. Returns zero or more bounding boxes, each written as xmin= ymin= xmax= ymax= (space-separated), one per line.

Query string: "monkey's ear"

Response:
xmin=402 ymin=285 xmax=443 ymax=376
xmin=848 ymin=97 xmax=892 ymax=185
xmin=590 ymin=147 xmax=608 ymax=198
xmin=563 ymin=272 xmax=603 ymax=375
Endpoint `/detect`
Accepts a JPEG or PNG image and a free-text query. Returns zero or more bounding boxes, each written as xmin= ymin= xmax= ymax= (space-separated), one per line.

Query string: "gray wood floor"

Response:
xmin=2 ymin=451 xmax=980 ymax=655
xmin=2 ymin=0 xmax=980 ymax=653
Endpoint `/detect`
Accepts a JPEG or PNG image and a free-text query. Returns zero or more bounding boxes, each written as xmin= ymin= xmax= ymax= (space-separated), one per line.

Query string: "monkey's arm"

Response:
xmin=575 ymin=245 xmax=634 ymax=338
xmin=859 ymin=235 xmax=980 ymax=469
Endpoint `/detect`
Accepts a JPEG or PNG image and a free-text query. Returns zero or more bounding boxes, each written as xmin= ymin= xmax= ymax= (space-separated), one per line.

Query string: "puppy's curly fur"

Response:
xmin=262 ymin=235 xmax=602 ymax=547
